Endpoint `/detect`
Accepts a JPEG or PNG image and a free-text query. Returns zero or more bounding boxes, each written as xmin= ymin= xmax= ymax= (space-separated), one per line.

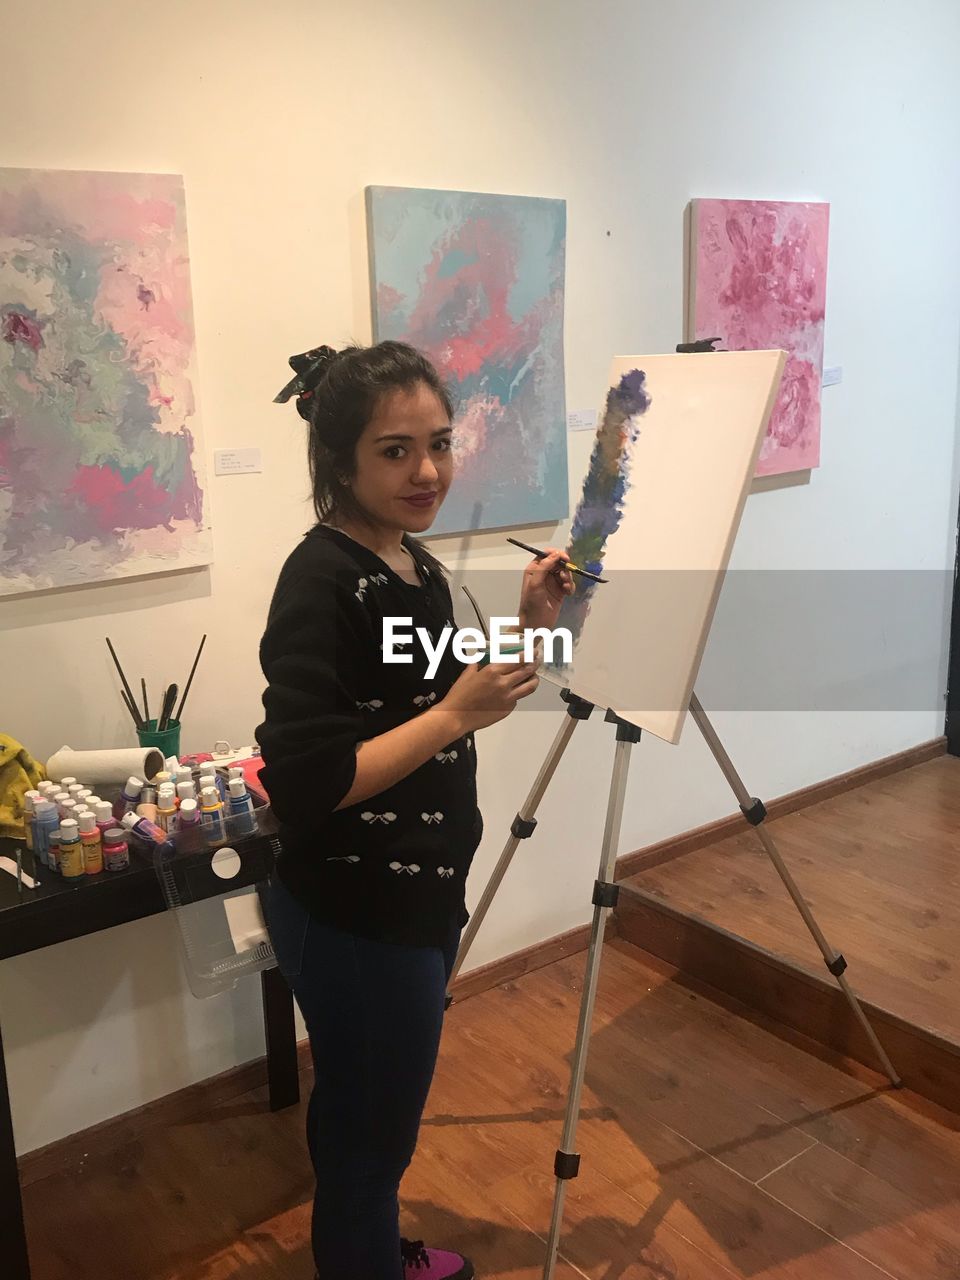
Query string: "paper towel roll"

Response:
xmin=46 ymin=745 xmax=166 ymax=788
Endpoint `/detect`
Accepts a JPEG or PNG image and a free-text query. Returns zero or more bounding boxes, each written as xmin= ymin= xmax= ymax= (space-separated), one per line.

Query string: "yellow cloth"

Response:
xmin=0 ymin=734 xmax=46 ymax=839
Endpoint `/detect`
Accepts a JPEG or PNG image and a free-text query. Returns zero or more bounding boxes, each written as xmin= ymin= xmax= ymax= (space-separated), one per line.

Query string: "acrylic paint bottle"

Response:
xmin=59 ymin=818 xmax=84 ymax=880
xmin=136 ymin=800 xmax=159 ymax=824
xmin=121 ymin=811 xmax=172 ymax=851
xmin=94 ymin=801 xmax=115 ymax=840
xmin=75 ymin=789 xmax=95 ymax=807
xmin=32 ymin=800 xmax=60 ymax=870
xmin=23 ymin=790 xmax=42 ymax=857
xmin=175 ymin=798 xmax=205 ymax=853
xmin=176 ymin=780 xmax=196 ymax=805
xmin=156 ymin=786 xmax=178 ymax=835
xmin=227 ymin=778 xmax=256 ymax=837
xmin=176 ymin=766 xmax=192 ymax=787
xmin=114 ymin=775 xmax=143 ymax=821
xmin=200 ymin=786 xmax=226 ymax=844
xmin=52 ymin=791 xmax=70 ymax=815
xmin=77 ymin=811 xmax=104 ymax=875
xmin=102 ymin=828 xmax=130 ymax=872
xmin=59 ymin=799 xmax=79 ymax=826
xmin=58 ymin=777 xmax=78 ymax=790
xmin=49 ymin=828 xmax=62 ymax=874
xmin=155 ymin=770 xmax=172 ymax=788
xmin=67 ymin=783 xmax=86 ymax=800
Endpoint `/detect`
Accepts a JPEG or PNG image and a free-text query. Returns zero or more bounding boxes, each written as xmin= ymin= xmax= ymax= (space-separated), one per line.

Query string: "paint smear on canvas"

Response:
xmin=367 ymin=186 xmax=568 ymax=536
xmin=556 ymin=369 xmax=652 ymax=651
xmin=0 ymin=167 xmax=210 ymax=594
xmin=690 ymin=199 xmax=829 ymax=476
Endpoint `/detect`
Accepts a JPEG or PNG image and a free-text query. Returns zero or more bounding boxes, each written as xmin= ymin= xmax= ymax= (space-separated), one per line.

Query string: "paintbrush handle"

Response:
xmin=174 ymin=634 xmax=206 ymax=723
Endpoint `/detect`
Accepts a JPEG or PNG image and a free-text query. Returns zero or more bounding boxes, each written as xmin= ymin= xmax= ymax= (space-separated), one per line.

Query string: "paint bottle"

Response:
xmin=174 ymin=798 xmax=205 ymax=852
xmin=114 ymin=776 xmax=143 ymax=821
xmin=58 ymin=777 xmax=78 ymax=790
xmin=49 ymin=828 xmax=62 ymax=874
xmin=102 ymin=828 xmax=130 ymax=872
xmin=37 ymin=781 xmax=58 ymax=800
xmin=228 ymin=767 xmax=243 ymax=781
xmin=53 ymin=791 xmax=71 ymax=815
xmin=75 ymin=788 xmax=95 ymax=807
xmin=136 ymin=800 xmax=159 ymax=824
xmin=155 ymin=770 xmax=172 ymax=787
xmin=23 ymin=790 xmax=42 ymax=857
xmin=227 ymin=778 xmax=257 ymax=837
xmin=77 ymin=810 xmax=104 ymax=875
xmin=200 ymin=786 xmax=226 ymax=844
xmin=156 ymin=786 xmax=178 ymax=834
xmin=59 ymin=819 xmax=84 ymax=880
xmin=175 ymin=766 xmax=193 ymax=787
xmin=59 ymin=799 xmax=79 ymax=826
xmin=176 ymin=780 xmax=196 ymax=805
xmin=94 ymin=801 xmax=115 ymax=840
xmin=32 ymin=800 xmax=60 ymax=870
xmin=121 ymin=811 xmax=172 ymax=851
xmin=67 ymin=783 xmax=86 ymax=800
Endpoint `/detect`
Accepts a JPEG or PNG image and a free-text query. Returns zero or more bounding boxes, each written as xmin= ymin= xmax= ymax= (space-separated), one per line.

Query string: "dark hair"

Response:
xmin=275 ymin=340 xmax=454 ymax=584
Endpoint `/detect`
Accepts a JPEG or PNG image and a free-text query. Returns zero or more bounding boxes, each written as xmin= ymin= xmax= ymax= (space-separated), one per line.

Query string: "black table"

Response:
xmin=0 ymin=833 xmax=299 ymax=1280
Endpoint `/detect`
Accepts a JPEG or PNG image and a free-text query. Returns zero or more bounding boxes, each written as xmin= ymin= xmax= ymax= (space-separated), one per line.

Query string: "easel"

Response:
xmin=446 ymin=341 xmax=902 ymax=1280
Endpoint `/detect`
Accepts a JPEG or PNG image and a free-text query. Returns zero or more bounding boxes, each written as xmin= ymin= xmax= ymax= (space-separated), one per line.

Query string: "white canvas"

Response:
xmin=541 ymin=350 xmax=786 ymax=744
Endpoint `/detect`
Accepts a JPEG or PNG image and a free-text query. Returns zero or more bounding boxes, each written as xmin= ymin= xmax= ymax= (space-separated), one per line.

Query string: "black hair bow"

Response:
xmin=273 ymin=346 xmax=338 ymax=404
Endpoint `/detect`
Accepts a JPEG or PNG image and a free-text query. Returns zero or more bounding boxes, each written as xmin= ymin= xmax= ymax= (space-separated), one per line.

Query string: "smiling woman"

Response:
xmin=256 ymin=338 xmax=546 ymax=1280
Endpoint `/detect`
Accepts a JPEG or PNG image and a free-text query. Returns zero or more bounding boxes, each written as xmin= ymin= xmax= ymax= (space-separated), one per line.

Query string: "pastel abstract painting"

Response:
xmin=0 ymin=168 xmax=210 ymax=595
xmin=366 ymin=186 xmax=568 ymax=536
xmin=540 ymin=350 xmax=785 ymax=744
xmin=687 ymin=199 xmax=829 ymax=477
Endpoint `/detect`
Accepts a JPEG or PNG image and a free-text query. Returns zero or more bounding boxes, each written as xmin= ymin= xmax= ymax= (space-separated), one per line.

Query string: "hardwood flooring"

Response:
xmin=621 ymin=756 xmax=960 ymax=1046
xmin=21 ymin=936 xmax=960 ymax=1280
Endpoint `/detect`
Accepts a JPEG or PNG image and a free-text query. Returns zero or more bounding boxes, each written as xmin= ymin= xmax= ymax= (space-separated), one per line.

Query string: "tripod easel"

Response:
xmin=447 ymin=685 xmax=901 ymax=1279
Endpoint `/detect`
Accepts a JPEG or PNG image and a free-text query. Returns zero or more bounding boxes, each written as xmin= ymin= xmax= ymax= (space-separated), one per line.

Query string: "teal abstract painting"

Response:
xmin=366 ymin=186 xmax=568 ymax=537
xmin=0 ymin=167 xmax=211 ymax=595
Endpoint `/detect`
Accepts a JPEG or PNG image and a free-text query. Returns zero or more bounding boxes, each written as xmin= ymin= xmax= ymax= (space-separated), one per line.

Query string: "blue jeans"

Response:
xmin=262 ymin=875 xmax=461 ymax=1278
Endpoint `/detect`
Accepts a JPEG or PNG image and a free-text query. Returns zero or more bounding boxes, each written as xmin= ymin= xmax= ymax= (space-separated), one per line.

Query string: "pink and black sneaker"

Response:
xmin=400 ymin=1236 xmax=474 ymax=1278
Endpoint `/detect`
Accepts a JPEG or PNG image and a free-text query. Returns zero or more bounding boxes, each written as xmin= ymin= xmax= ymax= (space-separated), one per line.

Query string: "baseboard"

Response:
xmin=614 ymin=735 xmax=946 ymax=881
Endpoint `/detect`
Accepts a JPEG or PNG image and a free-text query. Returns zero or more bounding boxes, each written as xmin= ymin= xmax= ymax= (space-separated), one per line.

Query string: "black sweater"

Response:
xmin=256 ymin=525 xmax=482 ymax=947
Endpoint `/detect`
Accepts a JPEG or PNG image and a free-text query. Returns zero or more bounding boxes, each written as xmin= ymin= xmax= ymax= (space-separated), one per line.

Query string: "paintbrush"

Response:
xmin=157 ymin=683 xmax=178 ymax=732
xmin=106 ymin=638 xmax=144 ymax=721
xmin=141 ymin=678 xmax=150 ymax=722
xmin=120 ymin=687 xmax=145 ymax=730
xmin=506 ymin=538 xmax=608 ymax=584
xmin=174 ymin=634 xmax=206 ymax=723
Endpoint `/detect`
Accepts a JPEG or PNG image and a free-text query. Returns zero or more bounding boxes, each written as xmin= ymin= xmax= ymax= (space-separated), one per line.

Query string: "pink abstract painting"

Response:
xmin=688 ymin=199 xmax=829 ymax=477
xmin=0 ymin=167 xmax=210 ymax=595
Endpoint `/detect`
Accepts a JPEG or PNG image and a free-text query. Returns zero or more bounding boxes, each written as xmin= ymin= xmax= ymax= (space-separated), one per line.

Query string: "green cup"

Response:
xmin=137 ymin=718 xmax=181 ymax=760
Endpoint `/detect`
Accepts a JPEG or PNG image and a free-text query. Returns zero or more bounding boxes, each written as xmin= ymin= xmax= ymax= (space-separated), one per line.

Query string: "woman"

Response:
xmin=257 ymin=340 xmax=572 ymax=1279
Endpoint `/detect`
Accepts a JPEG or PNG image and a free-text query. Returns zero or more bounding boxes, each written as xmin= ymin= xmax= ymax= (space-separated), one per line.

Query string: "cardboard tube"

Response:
xmin=46 ymin=745 xmax=165 ymax=787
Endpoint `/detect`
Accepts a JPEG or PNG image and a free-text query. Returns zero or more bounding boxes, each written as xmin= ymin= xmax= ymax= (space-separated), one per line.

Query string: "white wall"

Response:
xmin=2 ymin=0 xmax=959 ymax=1154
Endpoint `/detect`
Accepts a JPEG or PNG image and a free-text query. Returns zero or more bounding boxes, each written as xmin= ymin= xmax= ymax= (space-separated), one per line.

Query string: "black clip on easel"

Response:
xmin=444 ymin=339 xmax=902 ymax=1280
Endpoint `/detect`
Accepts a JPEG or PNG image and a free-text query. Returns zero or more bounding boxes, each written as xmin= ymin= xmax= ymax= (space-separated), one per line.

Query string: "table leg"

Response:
xmin=0 ymin=1015 xmax=30 ymax=1278
xmin=261 ymin=965 xmax=300 ymax=1111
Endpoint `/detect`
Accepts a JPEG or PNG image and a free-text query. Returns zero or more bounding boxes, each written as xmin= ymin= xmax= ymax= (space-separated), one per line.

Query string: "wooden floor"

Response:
xmin=22 ymin=936 xmax=960 ymax=1280
xmin=623 ymin=755 xmax=960 ymax=1047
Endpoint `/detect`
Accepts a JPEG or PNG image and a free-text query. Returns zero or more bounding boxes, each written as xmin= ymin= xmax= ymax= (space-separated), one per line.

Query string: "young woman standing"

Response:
xmin=257 ymin=341 xmax=572 ymax=1278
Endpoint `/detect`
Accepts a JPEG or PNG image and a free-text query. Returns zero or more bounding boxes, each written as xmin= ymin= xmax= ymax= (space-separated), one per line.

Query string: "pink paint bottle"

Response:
xmin=94 ymin=801 xmax=116 ymax=841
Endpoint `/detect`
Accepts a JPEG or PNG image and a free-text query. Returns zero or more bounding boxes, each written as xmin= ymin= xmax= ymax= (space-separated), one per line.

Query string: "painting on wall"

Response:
xmin=0 ymin=167 xmax=210 ymax=595
xmin=366 ymin=185 xmax=568 ymax=537
xmin=687 ymin=198 xmax=829 ymax=477
xmin=540 ymin=350 xmax=785 ymax=744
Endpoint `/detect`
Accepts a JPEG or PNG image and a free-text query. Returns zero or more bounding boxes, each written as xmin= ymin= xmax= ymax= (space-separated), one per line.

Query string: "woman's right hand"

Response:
xmin=442 ymin=644 xmax=542 ymax=733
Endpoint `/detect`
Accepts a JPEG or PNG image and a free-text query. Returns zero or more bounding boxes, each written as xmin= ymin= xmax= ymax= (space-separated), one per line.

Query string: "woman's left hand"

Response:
xmin=518 ymin=548 xmax=575 ymax=633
